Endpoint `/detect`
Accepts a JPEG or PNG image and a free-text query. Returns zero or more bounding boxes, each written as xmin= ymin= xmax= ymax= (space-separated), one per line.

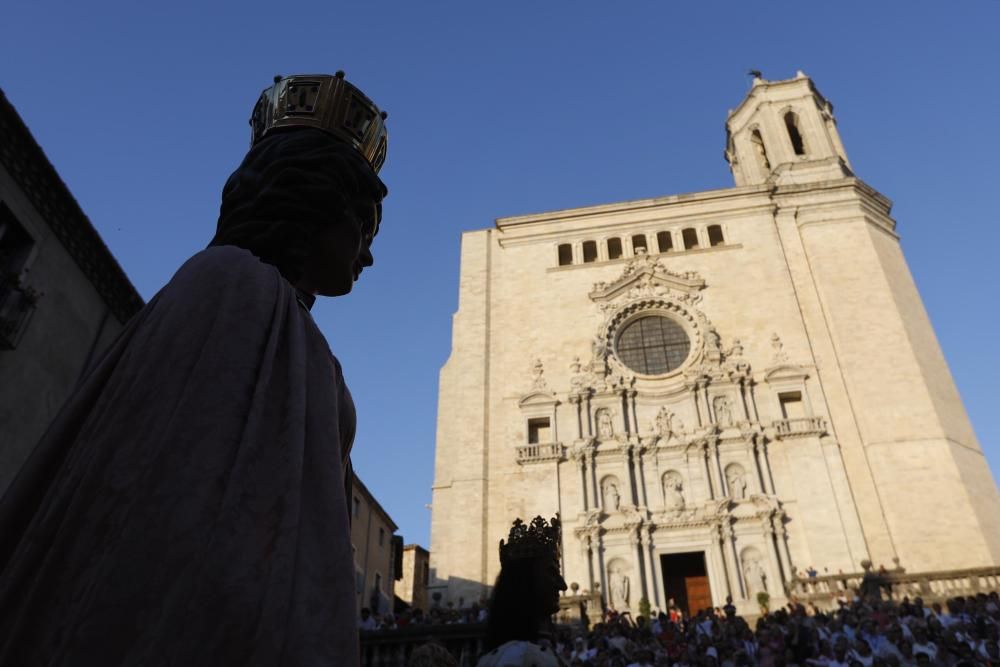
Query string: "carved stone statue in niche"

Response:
xmin=705 ymin=327 xmax=723 ymax=364
xmin=592 ymin=332 xmax=608 ymax=363
xmin=663 ymin=472 xmax=685 ymax=512
xmin=609 ymin=565 xmax=630 ymax=610
xmin=605 ymin=355 xmax=635 ymax=390
xmin=713 ymin=395 xmax=735 ymax=427
xmin=653 ymin=406 xmax=674 ymax=439
xmin=743 ymin=554 xmax=767 ymax=596
xmin=726 ymin=464 xmax=748 ymax=500
xmin=603 ymin=480 xmax=621 ymax=511
xmin=596 ymin=408 xmax=614 ymax=440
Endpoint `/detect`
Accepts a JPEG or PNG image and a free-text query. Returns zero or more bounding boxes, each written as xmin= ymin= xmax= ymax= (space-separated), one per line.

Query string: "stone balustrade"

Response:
xmin=788 ymin=565 xmax=1000 ymax=608
xmin=360 ymin=594 xmax=599 ymax=665
xmin=556 ymin=591 xmax=603 ymax=626
xmin=515 ymin=442 xmax=563 ymax=464
xmin=360 ymin=623 xmax=486 ymax=667
xmin=773 ymin=416 xmax=826 ymax=439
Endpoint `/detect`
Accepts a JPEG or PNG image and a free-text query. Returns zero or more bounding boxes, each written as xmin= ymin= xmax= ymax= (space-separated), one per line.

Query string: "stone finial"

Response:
xmin=770 ymin=332 xmax=789 ymax=364
xmin=530 ymin=357 xmax=548 ymax=391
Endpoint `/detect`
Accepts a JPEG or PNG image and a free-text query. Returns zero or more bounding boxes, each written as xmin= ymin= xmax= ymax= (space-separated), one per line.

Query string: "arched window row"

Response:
xmin=555 ymin=224 xmax=727 ymax=267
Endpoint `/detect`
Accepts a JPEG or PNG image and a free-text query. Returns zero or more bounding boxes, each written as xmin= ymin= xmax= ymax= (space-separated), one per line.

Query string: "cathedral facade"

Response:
xmin=429 ymin=73 xmax=1000 ymax=615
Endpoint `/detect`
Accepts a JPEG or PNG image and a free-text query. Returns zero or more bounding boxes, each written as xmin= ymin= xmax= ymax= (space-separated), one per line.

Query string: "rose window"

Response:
xmin=615 ymin=315 xmax=691 ymax=375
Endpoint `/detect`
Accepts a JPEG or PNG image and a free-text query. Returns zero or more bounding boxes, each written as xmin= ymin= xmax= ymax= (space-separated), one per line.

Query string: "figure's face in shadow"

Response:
xmin=532 ymin=556 xmax=567 ymax=616
xmin=297 ymin=199 xmax=379 ymax=296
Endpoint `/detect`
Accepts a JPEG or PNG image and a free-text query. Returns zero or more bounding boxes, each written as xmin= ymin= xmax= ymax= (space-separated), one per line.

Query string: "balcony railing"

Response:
xmin=361 ymin=623 xmax=485 ymax=667
xmin=516 ymin=442 xmax=562 ymax=464
xmin=556 ymin=591 xmax=602 ymax=626
xmin=360 ymin=596 xmax=597 ymax=666
xmin=788 ymin=565 xmax=1000 ymax=608
xmin=773 ymin=416 xmax=826 ymax=439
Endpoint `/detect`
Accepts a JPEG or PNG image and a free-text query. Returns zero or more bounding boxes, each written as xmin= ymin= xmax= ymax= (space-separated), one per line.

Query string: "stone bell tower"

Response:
xmin=725 ymin=72 xmax=1000 ymax=570
xmin=725 ymin=70 xmax=853 ymax=187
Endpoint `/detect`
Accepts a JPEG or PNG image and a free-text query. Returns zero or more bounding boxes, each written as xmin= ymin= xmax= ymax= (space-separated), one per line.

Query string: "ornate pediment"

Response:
xmin=518 ymin=390 xmax=559 ymax=408
xmin=589 ymin=249 xmax=705 ymax=303
xmin=763 ymin=364 xmax=810 ymax=384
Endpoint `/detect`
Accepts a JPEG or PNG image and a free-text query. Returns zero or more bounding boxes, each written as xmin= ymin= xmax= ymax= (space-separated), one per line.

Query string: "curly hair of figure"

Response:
xmin=408 ymin=641 xmax=458 ymax=667
xmin=209 ymin=128 xmax=388 ymax=284
xmin=484 ymin=558 xmax=547 ymax=651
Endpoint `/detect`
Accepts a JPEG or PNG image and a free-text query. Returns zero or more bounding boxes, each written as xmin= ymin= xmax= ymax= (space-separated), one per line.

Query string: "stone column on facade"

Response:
xmin=747 ymin=381 xmax=762 ymax=422
xmin=631 ymin=529 xmax=648 ymax=603
xmin=581 ymin=532 xmax=596 ymax=592
xmin=763 ymin=521 xmax=788 ymax=594
xmin=701 ymin=386 xmax=714 ymax=428
xmin=751 ymin=440 xmax=768 ymax=495
xmin=692 ymin=385 xmax=704 ymax=427
xmin=642 ymin=528 xmax=660 ymax=609
xmin=773 ymin=516 xmax=794 ymax=583
xmin=700 ymin=441 xmax=716 ymax=500
xmin=743 ymin=443 xmax=760 ymax=495
xmin=570 ymin=394 xmax=583 ymax=441
xmin=628 ymin=390 xmax=639 ymax=436
xmin=650 ymin=444 xmax=663 ymax=510
xmin=635 ymin=446 xmax=650 ymax=508
xmin=712 ymin=438 xmax=728 ymax=497
xmin=720 ymin=521 xmax=742 ymax=599
xmin=574 ymin=447 xmax=590 ymax=512
xmin=750 ymin=440 xmax=770 ymax=496
xmin=596 ymin=534 xmax=608 ymax=607
xmin=588 ymin=451 xmax=600 ymax=514
xmin=707 ymin=440 xmax=724 ymax=500
xmin=758 ymin=441 xmax=777 ymax=495
xmin=732 ymin=532 xmax=749 ymax=601
xmin=622 ymin=443 xmax=638 ymax=507
xmin=584 ymin=395 xmax=594 ymax=438
xmin=737 ymin=380 xmax=752 ymax=421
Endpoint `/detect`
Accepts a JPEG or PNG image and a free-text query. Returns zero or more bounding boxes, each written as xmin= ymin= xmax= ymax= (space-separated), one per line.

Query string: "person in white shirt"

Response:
xmin=625 ymin=648 xmax=655 ymax=667
xmin=847 ymin=639 xmax=874 ymax=666
xmin=910 ymin=628 xmax=937 ymax=662
xmin=358 ymin=607 xmax=377 ymax=631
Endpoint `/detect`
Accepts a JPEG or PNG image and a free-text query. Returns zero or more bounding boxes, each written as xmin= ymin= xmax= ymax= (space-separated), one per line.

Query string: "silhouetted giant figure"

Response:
xmin=0 ymin=73 xmax=388 ymax=666
xmin=478 ymin=516 xmax=568 ymax=667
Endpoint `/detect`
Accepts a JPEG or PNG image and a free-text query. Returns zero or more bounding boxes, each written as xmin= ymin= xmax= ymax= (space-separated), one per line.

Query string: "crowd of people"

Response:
xmin=374 ymin=592 xmax=1000 ymax=666
xmin=359 ymin=603 xmax=488 ymax=630
xmin=549 ymin=593 xmax=1000 ymax=666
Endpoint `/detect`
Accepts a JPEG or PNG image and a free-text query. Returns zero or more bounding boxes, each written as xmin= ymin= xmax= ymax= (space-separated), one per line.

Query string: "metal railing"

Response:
xmin=360 ymin=594 xmax=598 ymax=665
xmin=360 ymin=623 xmax=486 ymax=667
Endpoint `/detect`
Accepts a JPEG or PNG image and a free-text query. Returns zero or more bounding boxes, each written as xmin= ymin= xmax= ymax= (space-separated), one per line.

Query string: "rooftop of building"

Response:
xmin=0 ymin=88 xmax=144 ymax=323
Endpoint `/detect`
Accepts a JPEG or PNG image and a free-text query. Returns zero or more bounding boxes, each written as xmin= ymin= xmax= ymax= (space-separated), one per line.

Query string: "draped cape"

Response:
xmin=0 ymin=246 xmax=358 ymax=666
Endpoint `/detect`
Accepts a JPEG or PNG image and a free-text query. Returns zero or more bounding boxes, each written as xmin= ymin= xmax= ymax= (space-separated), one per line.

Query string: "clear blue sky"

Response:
xmin=3 ymin=1 xmax=998 ymax=549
